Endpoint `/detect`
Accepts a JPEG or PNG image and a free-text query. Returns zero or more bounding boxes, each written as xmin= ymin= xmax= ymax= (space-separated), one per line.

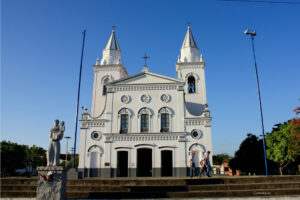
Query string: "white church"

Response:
xmin=78 ymin=25 xmax=212 ymax=178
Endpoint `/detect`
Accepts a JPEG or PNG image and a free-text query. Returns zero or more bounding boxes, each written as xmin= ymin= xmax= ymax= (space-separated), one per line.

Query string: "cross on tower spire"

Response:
xmin=187 ymin=22 xmax=191 ymax=28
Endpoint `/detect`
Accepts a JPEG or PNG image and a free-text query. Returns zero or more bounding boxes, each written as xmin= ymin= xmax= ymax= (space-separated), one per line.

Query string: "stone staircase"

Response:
xmin=1 ymin=176 xmax=300 ymax=199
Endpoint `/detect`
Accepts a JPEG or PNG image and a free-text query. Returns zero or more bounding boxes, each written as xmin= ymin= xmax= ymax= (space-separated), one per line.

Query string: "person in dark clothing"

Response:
xmin=200 ymin=151 xmax=212 ymax=177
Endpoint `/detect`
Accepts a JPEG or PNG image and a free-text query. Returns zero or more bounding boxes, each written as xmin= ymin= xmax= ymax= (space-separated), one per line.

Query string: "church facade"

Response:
xmin=78 ymin=26 xmax=212 ymax=178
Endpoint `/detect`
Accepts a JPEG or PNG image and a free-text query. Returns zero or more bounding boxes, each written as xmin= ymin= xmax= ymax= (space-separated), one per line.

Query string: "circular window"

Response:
xmin=191 ymin=129 xmax=202 ymax=139
xmin=140 ymin=94 xmax=151 ymax=103
xmin=160 ymin=94 xmax=170 ymax=103
xmin=91 ymin=132 xmax=102 ymax=141
xmin=121 ymin=95 xmax=130 ymax=104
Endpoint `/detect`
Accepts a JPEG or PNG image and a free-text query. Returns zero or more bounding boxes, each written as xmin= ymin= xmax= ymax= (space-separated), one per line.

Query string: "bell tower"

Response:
xmin=91 ymin=28 xmax=128 ymax=117
xmin=176 ymin=25 xmax=207 ymax=116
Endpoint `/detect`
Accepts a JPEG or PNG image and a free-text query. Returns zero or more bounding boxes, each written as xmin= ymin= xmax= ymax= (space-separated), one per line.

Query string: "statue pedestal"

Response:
xmin=36 ymin=166 xmax=67 ymax=200
xmin=67 ymin=168 xmax=81 ymax=179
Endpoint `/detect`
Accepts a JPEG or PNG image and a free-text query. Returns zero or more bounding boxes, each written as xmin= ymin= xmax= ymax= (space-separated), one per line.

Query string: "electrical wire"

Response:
xmin=217 ymin=0 xmax=300 ymax=4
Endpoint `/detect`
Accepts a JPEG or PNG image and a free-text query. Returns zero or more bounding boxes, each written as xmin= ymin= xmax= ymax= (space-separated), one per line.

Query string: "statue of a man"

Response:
xmin=47 ymin=119 xmax=65 ymax=166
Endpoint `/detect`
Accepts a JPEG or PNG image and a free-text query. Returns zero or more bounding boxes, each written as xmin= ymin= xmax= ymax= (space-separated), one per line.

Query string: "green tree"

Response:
xmin=29 ymin=145 xmax=47 ymax=172
xmin=1 ymin=141 xmax=27 ymax=176
xmin=66 ymin=155 xmax=79 ymax=168
xmin=290 ymin=104 xmax=300 ymax=156
xmin=1 ymin=141 xmax=46 ymax=176
xmin=228 ymin=157 xmax=238 ymax=172
xmin=213 ymin=154 xmax=232 ymax=165
xmin=230 ymin=134 xmax=265 ymax=175
xmin=266 ymin=121 xmax=300 ymax=175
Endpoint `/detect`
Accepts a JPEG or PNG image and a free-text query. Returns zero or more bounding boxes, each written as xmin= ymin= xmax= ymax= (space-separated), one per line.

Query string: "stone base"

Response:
xmin=67 ymin=168 xmax=82 ymax=179
xmin=36 ymin=166 xmax=67 ymax=200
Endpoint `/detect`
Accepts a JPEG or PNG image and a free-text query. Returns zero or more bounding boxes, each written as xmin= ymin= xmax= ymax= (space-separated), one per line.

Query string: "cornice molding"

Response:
xmin=93 ymin=64 xmax=128 ymax=76
xmin=176 ymin=61 xmax=206 ymax=66
xmin=107 ymin=83 xmax=184 ymax=93
xmin=104 ymin=132 xmax=186 ymax=143
xmin=176 ymin=64 xmax=205 ymax=70
xmin=184 ymin=117 xmax=212 ymax=126
xmin=80 ymin=119 xmax=105 ymax=128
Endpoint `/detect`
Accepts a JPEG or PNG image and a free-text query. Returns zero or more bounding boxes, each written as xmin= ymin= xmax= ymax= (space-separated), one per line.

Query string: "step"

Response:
xmin=127 ymin=182 xmax=300 ymax=192
xmin=188 ymin=182 xmax=300 ymax=191
xmin=1 ymin=191 xmax=36 ymax=198
xmin=168 ymin=188 xmax=300 ymax=198
xmin=223 ymin=176 xmax=300 ymax=184
xmin=3 ymin=182 xmax=298 ymax=194
xmin=1 ymin=178 xmax=37 ymax=185
xmin=1 ymin=185 xmax=37 ymax=191
xmin=66 ymin=188 xmax=300 ymax=199
xmin=67 ymin=176 xmax=300 ymax=186
xmin=67 ymin=185 xmax=130 ymax=192
xmin=66 ymin=182 xmax=300 ymax=193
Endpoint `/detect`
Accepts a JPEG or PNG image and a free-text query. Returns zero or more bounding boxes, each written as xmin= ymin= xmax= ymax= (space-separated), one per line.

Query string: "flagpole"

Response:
xmin=73 ymin=30 xmax=86 ymax=168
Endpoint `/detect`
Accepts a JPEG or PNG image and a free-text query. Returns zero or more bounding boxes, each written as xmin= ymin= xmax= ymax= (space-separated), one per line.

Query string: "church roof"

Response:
xmin=104 ymin=30 xmax=120 ymax=50
xmin=181 ymin=26 xmax=198 ymax=49
xmin=107 ymin=71 xmax=184 ymax=85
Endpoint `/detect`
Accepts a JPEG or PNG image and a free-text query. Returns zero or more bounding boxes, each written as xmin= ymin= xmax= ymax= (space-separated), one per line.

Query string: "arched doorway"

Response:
xmin=117 ymin=151 xmax=128 ymax=177
xmin=137 ymin=148 xmax=152 ymax=177
xmin=189 ymin=143 xmax=205 ymax=176
xmin=88 ymin=145 xmax=103 ymax=177
xmin=161 ymin=150 xmax=173 ymax=177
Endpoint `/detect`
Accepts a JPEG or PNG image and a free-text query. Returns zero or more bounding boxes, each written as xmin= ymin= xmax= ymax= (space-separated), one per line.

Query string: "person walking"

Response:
xmin=190 ymin=152 xmax=196 ymax=177
xmin=199 ymin=157 xmax=207 ymax=177
xmin=200 ymin=151 xmax=212 ymax=177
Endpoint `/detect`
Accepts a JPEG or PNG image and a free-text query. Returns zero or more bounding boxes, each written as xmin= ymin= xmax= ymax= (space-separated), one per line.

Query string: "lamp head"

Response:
xmin=244 ymin=29 xmax=257 ymax=36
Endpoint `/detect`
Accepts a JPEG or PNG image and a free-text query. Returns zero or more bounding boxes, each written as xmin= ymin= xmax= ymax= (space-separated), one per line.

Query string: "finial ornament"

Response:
xmin=96 ymin=57 xmax=99 ymax=65
xmin=187 ymin=22 xmax=191 ymax=28
xmin=112 ymin=25 xmax=116 ymax=31
xmin=81 ymin=106 xmax=88 ymax=113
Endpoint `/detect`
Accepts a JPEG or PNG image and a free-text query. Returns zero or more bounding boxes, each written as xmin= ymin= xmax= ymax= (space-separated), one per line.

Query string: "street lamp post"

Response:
xmin=64 ymin=136 xmax=71 ymax=167
xmin=244 ymin=29 xmax=269 ymax=176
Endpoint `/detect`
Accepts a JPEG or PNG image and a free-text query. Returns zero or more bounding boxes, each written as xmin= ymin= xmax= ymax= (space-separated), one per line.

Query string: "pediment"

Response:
xmin=108 ymin=72 xmax=183 ymax=85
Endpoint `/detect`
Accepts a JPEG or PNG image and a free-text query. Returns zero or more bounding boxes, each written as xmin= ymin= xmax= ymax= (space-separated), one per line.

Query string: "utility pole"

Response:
xmin=244 ymin=29 xmax=269 ymax=176
xmin=73 ymin=30 xmax=86 ymax=168
xmin=64 ymin=136 xmax=71 ymax=167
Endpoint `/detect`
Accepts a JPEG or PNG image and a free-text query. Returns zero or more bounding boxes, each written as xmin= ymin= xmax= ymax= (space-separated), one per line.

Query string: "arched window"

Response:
xmin=120 ymin=114 xmax=129 ymax=133
xmin=141 ymin=114 xmax=149 ymax=133
xmin=161 ymin=114 xmax=169 ymax=132
xmin=138 ymin=108 xmax=152 ymax=133
xmin=158 ymin=107 xmax=173 ymax=133
xmin=102 ymin=75 xmax=113 ymax=96
xmin=188 ymin=76 xmax=196 ymax=93
xmin=118 ymin=108 xmax=132 ymax=134
xmin=102 ymin=78 xmax=109 ymax=95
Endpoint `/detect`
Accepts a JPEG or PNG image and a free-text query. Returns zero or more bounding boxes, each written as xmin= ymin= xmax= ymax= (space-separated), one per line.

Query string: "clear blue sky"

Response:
xmin=2 ymin=0 xmax=300 ymax=156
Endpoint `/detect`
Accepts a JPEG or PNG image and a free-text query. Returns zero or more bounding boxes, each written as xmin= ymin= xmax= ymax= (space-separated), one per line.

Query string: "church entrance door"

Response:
xmin=161 ymin=150 xmax=173 ymax=176
xmin=117 ymin=151 xmax=128 ymax=177
xmin=137 ymin=148 xmax=152 ymax=177
xmin=90 ymin=152 xmax=100 ymax=177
